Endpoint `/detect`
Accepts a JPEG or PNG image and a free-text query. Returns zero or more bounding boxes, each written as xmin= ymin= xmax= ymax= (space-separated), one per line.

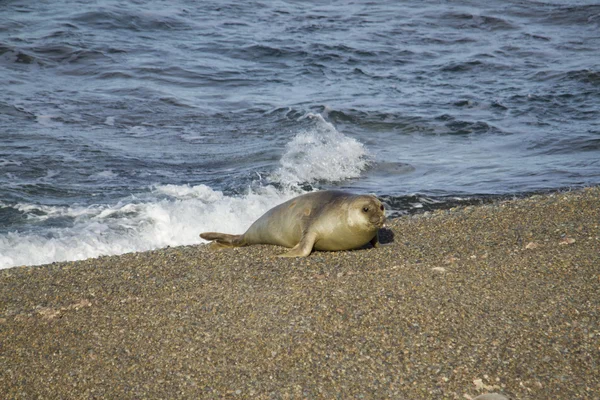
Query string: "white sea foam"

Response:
xmin=0 ymin=185 xmax=300 ymax=269
xmin=0 ymin=115 xmax=369 ymax=269
xmin=0 ymin=159 xmax=23 ymax=167
xmin=12 ymin=203 xmax=100 ymax=222
xmin=270 ymin=113 xmax=370 ymax=187
xmin=90 ymin=170 xmax=119 ymax=180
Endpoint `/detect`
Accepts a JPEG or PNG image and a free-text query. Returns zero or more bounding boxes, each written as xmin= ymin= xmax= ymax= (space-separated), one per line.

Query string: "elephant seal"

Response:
xmin=200 ymin=190 xmax=386 ymax=257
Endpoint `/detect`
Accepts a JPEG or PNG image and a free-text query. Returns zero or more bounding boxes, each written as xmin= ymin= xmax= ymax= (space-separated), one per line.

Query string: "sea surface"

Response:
xmin=1 ymin=0 xmax=600 ymax=268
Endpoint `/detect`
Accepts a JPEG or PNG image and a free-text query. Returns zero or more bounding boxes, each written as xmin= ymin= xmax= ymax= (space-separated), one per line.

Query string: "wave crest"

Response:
xmin=270 ymin=113 xmax=370 ymax=186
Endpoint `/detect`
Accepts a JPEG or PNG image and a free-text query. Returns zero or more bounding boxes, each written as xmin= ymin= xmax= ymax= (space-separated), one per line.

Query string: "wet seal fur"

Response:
xmin=200 ymin=190 xmax=386 ymax=257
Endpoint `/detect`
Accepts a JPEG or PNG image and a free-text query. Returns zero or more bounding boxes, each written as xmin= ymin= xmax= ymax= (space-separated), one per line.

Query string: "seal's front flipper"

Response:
xmin=200 ymin=232 xmax=245 ymax=247
xmin=278 ymin=232 xmax=316 ymax=258
xmin=370 ymin=232 xmax=380 ymax=248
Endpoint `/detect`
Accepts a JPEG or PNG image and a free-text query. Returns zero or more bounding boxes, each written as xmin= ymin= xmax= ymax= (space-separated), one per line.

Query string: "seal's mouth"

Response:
xmin=371 ymin=214 xmax=386 ymax=228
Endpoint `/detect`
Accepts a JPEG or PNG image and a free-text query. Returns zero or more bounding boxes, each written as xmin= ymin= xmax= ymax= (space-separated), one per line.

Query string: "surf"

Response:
xmin=0 ymin=114 xmax=370 ymax=269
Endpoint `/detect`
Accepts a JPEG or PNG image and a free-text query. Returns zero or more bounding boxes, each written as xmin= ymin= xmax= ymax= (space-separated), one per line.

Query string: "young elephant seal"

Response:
xmin=200 ymin=190 xmax=386 ymax=257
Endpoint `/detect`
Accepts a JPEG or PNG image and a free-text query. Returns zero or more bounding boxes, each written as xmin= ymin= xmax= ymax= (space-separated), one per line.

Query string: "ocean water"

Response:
xmin=1 ymin=0 xmax=599 ymax=269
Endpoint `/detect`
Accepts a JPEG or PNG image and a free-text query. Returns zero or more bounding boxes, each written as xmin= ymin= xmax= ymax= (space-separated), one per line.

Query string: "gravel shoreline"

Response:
xmin=1 ymin=187 xmax=599 ymax=399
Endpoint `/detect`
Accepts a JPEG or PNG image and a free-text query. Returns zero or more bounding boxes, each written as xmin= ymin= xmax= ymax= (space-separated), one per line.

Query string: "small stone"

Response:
xmin=559 ymin=237 xmax=576 ymax=245
xmin=472 ymin=394 xmax=509 ymax=400
xmin=473 ymin=378 xmax=501 ymax=392
xmin=431 ymin=267 xmax=446 ymax=273
xmin=444 ymin=256 xmax=459 ymax=264
xmin=473 ymin=379 xmax=485 ymax=391
xmin=525 ymin=242 xmax=539 ymax=250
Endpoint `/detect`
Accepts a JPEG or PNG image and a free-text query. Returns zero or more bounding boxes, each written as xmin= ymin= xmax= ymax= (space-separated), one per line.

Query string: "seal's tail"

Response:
xmin=200 ymin=232 xmax=245 ymax=248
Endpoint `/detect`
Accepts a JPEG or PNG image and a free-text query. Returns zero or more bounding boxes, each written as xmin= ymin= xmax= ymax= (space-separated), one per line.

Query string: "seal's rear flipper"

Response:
xmin=199 ymin=232 xmax=245 ymax=247
xmin=278 ymin=232 xmax=316 ymax=258
xmin=208 ymin=241 xmax=236 ymax=250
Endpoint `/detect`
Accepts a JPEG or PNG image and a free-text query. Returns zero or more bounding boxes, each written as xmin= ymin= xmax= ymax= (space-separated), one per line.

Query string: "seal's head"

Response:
xmin=347 ymin=194 xmax=386 ymax=231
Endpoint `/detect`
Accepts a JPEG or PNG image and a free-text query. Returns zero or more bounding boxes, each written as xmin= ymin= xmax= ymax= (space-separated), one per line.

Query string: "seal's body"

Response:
xmin=200 ymin=190 xmax=386 ymax=257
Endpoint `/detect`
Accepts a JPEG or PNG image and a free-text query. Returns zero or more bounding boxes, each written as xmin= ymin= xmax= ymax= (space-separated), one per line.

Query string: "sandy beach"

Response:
xmin=1 ymin=187 xmax=599 ymax=399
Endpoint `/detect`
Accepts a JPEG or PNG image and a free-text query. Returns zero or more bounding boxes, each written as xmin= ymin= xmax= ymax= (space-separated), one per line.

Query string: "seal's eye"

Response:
xmin=380 ymin=205 xmax=384 ymax=211
xmin=362 ymin=207 xmax=369 ymax=212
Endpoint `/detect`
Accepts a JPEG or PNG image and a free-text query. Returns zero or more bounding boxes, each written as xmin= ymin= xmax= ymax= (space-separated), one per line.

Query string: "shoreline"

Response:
xmin=1 ymin=187 xmax=599 ymax=398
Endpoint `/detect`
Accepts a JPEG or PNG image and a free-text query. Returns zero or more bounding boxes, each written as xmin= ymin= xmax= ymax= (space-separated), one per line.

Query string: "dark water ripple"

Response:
xmin=1 ymin=0 xmax=600 ymax=236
